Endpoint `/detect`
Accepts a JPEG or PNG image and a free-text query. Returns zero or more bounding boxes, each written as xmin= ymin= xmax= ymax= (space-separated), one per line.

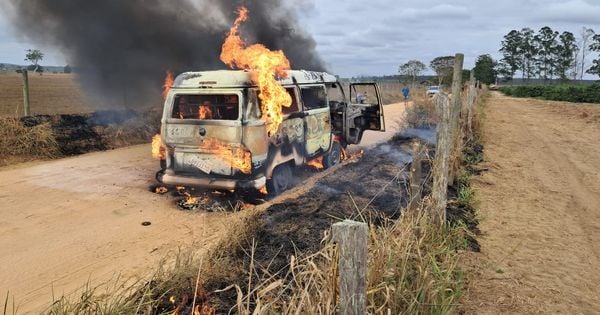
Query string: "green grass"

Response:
xmin=499 ymin=83 xmax=600 ymax=104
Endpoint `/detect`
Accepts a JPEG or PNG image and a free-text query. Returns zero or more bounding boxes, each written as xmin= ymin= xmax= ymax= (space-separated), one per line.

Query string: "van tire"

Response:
xmin=267 ymin=163 xmax=293 ymax=196
xmin=323 ymin=142 xmax=342 ymax=169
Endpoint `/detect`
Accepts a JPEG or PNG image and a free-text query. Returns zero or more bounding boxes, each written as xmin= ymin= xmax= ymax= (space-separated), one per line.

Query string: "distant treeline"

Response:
xmin=500 ymin=83 xmax=600 ymax=104
xmin=499 ymin=26 xmax=600 ymax=81
xmin=0 ymin=63 xmax=72 ymax=73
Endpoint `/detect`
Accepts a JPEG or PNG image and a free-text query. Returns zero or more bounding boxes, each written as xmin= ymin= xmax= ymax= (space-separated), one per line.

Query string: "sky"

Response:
xmin=1 ymin=0 xmax=600 ymax=78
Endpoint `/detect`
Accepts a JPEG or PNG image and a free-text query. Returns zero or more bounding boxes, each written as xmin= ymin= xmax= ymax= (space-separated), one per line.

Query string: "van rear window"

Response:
xmin=172 ymin=94 xmax=239 ymax=120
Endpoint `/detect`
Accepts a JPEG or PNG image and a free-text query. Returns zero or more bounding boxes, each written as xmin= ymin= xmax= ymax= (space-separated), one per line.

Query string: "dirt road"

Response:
xmin=463 ymin=92 xmax=600 ymax=313
xmin=0 ymin=103 xmax=407 ymax=314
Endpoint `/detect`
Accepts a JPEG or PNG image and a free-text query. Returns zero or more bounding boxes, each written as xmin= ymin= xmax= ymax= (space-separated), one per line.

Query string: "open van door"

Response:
xmin=344 ymin=82 xmax=385 ymax=144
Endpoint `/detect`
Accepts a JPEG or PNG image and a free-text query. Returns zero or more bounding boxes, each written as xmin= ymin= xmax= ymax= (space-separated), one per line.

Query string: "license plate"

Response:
xmin=188 ymin=156 xmax=212 ymax=174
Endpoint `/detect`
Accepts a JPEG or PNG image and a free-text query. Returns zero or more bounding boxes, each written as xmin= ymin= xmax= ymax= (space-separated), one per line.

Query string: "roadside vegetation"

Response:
xmin=499 ymin=83 xmax=600 ymax=104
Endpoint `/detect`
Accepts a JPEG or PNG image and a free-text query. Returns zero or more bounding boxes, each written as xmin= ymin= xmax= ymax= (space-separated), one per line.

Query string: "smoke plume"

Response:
xmin=3 ymin=0 xmax=325 ymax=108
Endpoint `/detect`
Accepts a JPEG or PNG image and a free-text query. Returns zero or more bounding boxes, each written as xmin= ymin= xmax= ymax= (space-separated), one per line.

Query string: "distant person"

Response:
xmin=357 ymin=91 xmax=368 ymax=104
xmin=356 ymin=92 xmax=365 ymax=104
xmin=402 ymin=86 xmax=410 ymax=105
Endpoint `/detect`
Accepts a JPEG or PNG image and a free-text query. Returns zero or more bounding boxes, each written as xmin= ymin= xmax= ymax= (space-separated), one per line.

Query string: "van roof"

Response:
xmin=173 ymin=70 xmax=338 ymax=88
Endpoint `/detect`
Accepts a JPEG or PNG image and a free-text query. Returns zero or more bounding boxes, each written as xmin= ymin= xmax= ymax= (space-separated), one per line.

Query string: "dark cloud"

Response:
xmin=1 ymin=0 xmax=325 ymax=108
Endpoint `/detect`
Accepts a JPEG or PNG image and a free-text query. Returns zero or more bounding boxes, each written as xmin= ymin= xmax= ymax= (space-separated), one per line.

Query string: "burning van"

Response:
xmin=155 ymin=70 xmax=385 ymax=195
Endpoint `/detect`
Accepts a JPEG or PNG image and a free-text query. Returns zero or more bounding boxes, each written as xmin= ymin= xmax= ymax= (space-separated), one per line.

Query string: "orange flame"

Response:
xmin=152 ymin=134 xmax=166 ymax=160
xmin=200 ymin=138 xmax=252 ymax=174
xmin=198 ymin=105 xmax=213 ymax=119
xmin=259 ymin=186 xmax=268 ymax=195
xmin=306 ymin=156 xmax=324 ymax=170
xmin=220 ymin=7 xmax=292 ymax=136
xmin=162 ymin=71 xmax=174 ymax=99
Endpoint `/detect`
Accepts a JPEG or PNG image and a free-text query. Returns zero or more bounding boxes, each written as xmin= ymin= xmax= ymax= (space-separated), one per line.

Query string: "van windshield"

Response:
xmin=172 ymin=94 xmax=239 ymax=120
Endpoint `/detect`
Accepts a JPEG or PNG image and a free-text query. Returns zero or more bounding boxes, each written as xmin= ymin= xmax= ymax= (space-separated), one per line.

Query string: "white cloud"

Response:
xmin=536 ymin=0 xmax=600 ymax=24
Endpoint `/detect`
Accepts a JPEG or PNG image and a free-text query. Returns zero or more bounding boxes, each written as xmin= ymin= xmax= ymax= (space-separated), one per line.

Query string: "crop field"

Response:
xmin=0 ymin=73 xmax=93 ymax=116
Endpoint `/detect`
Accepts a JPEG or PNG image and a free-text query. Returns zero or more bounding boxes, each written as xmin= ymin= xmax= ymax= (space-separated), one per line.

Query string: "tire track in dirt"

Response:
xmin=462 ymin=92 xmax=600 ymax=314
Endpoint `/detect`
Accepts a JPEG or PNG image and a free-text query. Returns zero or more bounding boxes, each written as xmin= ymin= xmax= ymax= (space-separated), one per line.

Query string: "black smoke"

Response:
xmin=3 ymin=0 xmax=325 ymax=108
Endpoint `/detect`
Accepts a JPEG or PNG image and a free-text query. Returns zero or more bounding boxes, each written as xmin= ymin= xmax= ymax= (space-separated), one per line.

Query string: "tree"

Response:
xmin=555 ymin=31 xmax=578 ymax=81
xmin=430 ymin=56 xmax=455 ymax=85
xmin=499 ymin=30 xmax=522 ymax=80
xmin=578 ymin=27 xmax=595 ymax=80
xmin=533 ymin=26 xmax=559 ymax=81
xmin=398 ymin=60 xmax=426 ymax=86
xmin=27 ymin=65 xmax=44 ymax=73
xmin=474 ymin=54 xmax=498 ymax=85
xmin=587 ymin=34 xmax=600 ymax=78
xmin=496 ymin=61 xmax=514 ymax=81
xmin=519 ymin=28 xmax=537 ymax=81
xmin=24 ymin=49 xmax=44 ymax=73
xmin=64 ymin=65 xmax=72 ymax=73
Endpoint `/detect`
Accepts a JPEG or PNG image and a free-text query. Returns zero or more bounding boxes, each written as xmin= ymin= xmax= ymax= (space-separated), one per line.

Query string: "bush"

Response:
xmin=500 ymin=83 xmax=600 ymax=104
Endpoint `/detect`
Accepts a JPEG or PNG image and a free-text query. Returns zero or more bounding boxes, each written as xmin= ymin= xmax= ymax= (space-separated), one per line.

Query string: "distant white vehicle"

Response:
xmin=426 ymin=85 xmax=440 ymax=97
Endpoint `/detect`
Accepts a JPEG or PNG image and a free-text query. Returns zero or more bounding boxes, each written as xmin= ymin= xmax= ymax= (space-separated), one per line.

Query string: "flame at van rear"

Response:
xmin=152 ymin=134 xmax=166 ymax=160
xmin=162 ymin=71 xmax=174 ymax=99
xmin=200 ymin=138 xmax=252 ymax=174
xmin=220 ymin=6 xmax=292 ymax=136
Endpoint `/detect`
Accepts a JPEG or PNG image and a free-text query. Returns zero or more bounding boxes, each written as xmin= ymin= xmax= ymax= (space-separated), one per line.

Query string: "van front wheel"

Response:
xmin=323 ymin=142 xmax=342 ymax=169
xmin=267 ymin=163 xmax=293 ymax=196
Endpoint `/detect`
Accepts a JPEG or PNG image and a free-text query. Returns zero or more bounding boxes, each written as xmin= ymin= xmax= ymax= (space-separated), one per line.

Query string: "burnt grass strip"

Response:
xmin=200 ymin=133 xmax=462 ymax=313
xmin=148 ymin=130 xmax=483 ymax=314
xmin=20 ymin=109 xmax=160 ymax=155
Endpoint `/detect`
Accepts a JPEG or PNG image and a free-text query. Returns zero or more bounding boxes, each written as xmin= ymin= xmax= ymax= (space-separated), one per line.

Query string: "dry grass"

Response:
xmin=405 ymin=92 xmax=437 ymax=128
xmin=0 ymin=118 xmax=60 ymax=160
xmin=224 ymin=211 xmax=467 ymax=315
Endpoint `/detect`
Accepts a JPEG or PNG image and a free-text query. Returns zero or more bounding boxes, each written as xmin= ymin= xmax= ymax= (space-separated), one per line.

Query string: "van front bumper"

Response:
xmin=156 ymin=170 xmax=266 ymax=190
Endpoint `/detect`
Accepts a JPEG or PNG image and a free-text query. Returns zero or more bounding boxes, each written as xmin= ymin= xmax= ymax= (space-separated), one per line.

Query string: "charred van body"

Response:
xmin=156 ymin=70 xmax=385 ymax=195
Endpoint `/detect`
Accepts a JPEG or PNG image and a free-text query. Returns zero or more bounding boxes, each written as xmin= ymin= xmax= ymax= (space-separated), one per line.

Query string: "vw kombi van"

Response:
xmin=156 ymin=70 xmax=385 ymax=195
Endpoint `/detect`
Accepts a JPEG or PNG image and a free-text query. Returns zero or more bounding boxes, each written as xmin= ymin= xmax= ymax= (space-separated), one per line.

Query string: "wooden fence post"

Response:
xmin=408 ymin=140 xmax=423 ymax=210
xmin=447 ymin=53 xmax=464 ymax=186
xmin=467 ymin=70 xmax=477 ymax=140
xmin=332 ymin=220 xmax=368 ymax=315
xmin=22 ymin=70 xmax=31 ymax=117
xmin=432 ymin=93 xmax=451 ymax=224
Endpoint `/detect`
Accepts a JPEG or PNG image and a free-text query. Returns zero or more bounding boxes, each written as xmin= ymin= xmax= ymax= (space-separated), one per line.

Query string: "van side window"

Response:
xmin=301 ymin=86 xmax=327 ymax=110
xmin=283 ymin=88 xmax=300 ymax=114
xmin=172 ymin=94 xmax=239 ymax=120
xmin=253 ymin=88 xmax=299 ymax=117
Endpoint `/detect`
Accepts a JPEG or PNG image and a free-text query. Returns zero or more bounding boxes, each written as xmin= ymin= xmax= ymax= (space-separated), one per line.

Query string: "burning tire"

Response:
xmin=323 ymin=141 xmax=342 ymax=169
xmin=267 ymin=163 xmax=292 ymax=196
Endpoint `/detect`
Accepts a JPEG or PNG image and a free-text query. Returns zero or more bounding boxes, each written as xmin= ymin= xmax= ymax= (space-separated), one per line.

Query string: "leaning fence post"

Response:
xmin=467 ymin=70 xmax=476 ymax=140
xmin=408 ymin=140 xmax=423 ymax=211
xmin=22 ymin=70 xmax=31 ymax=117
xmin=432 ymin=93 xmax=451 ymax=224
xmin=332 ymin=220 xmax=368 ymax=315
xmin=447 ymin=53 xmax=464 ymax=186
